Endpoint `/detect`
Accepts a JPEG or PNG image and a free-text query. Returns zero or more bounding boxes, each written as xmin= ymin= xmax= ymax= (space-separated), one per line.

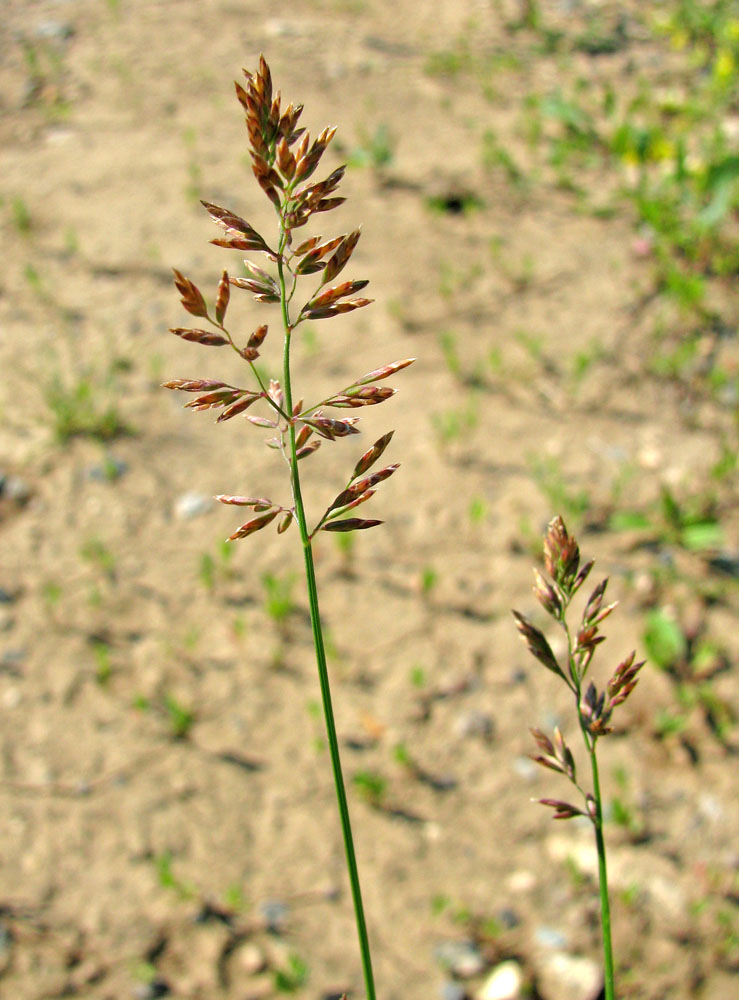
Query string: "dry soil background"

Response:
xmin=0 ymin=2 xmax=737 ymax=1000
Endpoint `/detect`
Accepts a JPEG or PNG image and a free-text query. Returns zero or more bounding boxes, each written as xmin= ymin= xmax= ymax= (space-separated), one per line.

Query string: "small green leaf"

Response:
xmin=643 ymin=609 xmax=687 ymax=670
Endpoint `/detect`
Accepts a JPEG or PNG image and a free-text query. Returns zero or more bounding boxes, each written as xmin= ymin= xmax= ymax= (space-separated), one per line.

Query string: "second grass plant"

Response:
xmin=164 ymin=57 xmax=414 ymax=1000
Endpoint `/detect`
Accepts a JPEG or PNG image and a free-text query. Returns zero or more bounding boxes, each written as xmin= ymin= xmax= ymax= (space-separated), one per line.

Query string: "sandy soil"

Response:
xmin=0 ymin=2 xmax=736 ymax=999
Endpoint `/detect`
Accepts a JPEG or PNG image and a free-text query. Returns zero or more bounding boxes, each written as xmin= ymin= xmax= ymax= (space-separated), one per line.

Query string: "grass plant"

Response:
xmin=163 ymin=56 xmax=415 ymax=1000
xmin=514 ymin=516 xmax=645 ymax=1000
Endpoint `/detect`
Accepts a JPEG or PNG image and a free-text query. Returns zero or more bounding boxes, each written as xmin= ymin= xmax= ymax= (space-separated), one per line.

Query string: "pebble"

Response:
xmin=259 ymin=898 xmax=289 ymax=933
xmin=0 ymin=649 xmax=25 ymax=675
xmin=511 ymin=756 xmax=537 ymax=782
xmin=546 ymin=835 xmax=598 ymax=879
xmin=2 ymin=688 xmax=21 ymax=709
xmin=536 ymin=952 xmax=602 ymax=1000
xmin=0 ymin=476 xmax=31 ymax=505
xmin=132 ymin=979 xmax=171 ymax=999
xmin=236 ymin=942 xmax=266 ymax=975
xmin=434 ymin=939 xmax=486 ymax=979
xmin=441 ymin=980 xmax=467 ymax=1000
xmin=535 ymin=926 xmax=568 ymax=950
xmin=454 ymin=710 xmax=495 ymax=741
xmin=506 ymin=870 xmax=535 ymax=894
xmin=475 ymin=959 xmax=524 ymax=1000
xmin=174 ymin=491 xmax=212 ymax=519
xmin=87 ymin=456 xmax=128 ymax=481
xmin=0 ymin=589 xmax=15 ymax=604
xmin=34 ymin=20 xmax=75 ymax=41
xmin=496 ymin=907 xmax=521 ymax=930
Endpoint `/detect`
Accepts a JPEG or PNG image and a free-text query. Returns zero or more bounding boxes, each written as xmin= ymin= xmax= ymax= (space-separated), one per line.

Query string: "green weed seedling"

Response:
xmin=481 ymin=129 xmax=527 ymax=190
xmin=610 ymin=484 xmax=725 ymax=553
xmin=528 ymin=455 xmax=592 ymax=525
xmin=468 ymin=496 xmax=488 ymax=527
xmin=198 ymin=538 xmax=234 ymax=592
xmin=273 ymin=952 xmax=309 ymax=994
xmin=154 ymin=850 xmax=195 ymax=901
xmin=420 ymin=565 xmax=438 ymax=601
xmin=431 ymin=397 xmax=479 ymax=446
xmin=183 ymin=126 xmax=203 ymax=206
xmin=332 ymin=526 xmax=356 ymax=573
xmin=79 ymin=537 xmax=117 ymax=582
xmin=41 ymin=579 xmax=62 ymax=616
xmin=11 ymin=196 xmax=32 ymax=235
xmin=92 ymin=641 xmax=113 ymax=687
xmin=643 ymin=608 xmax=733 ymax=746
xmin=45 ymin=370 xmax=131 ymax=444
xmin=347 ymin=123 xmax=395 ymax=172
xmin=262 ymin=571 xmax=296 ymax=626
xmin=352 ymin=769 xmax=388 ymax=810
xmin=163 ymin=693 xmax=195 ymax=740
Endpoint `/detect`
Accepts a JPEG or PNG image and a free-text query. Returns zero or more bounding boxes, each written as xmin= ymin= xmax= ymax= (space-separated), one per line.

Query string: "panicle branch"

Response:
xmin=513 ymin=517 xmax=644 ymax=825
xmin=164 ymin=55 xmax=417 ymax=546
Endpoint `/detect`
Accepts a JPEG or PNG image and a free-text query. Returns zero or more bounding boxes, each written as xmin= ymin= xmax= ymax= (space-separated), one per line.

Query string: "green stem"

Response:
xmin=589 ymin=746 xmax=616 ymax=1000
xmin=276 ymin=247 xmax=377 ymax=1000
xmin=566 ymin=606 xmax=615 ymax=999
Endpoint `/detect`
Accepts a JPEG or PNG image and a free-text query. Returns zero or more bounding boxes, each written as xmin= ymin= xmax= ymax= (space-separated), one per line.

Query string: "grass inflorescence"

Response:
xmin=163 ymin=56 xmax=415 ymax=1000
xmin=514 ymin=516 xmax=644 ymax=1000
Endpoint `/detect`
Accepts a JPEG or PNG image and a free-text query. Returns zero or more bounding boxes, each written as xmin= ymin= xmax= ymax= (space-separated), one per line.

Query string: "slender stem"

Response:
xmin=589 ymin=746 xmax=616 ymax=1000
xmin=276 ymin=241 xmax=377 ymax=1000
xmin=566 ymin=603 xmax=615 ymax=999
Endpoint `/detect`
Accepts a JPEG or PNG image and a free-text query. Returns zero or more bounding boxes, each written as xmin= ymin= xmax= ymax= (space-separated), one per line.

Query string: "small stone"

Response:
xmin=434 ymin=939 xmax=485 ymax=979
xmin=0 ymin=589 xmax=16 ymax=604
xmin=237 ymin=942 xmax=266 ymax=975
xmin=2 ymin=688 xmax=21 ymax=709
xmin=87 ymin=456 xmax=128 ymax=481
xmin=536 ymin=952 xmax=602 ymax=1000
xmin=264 ymin=19 xmax=297 ymax=37
xmin=133 ymin=979 xmax=170 ymax=999
xmin=454 ymin=710 xmax=495 ymax=741
xmin=534 ymin=926 xmax=568 ymax=950
xmin=1 ymin=476 xmax=31 ymax=505
xmin=511 ymin=756 xmax=537 ymax=782
xmin=174 ymin=491 xmax=212 ymax=519
xmin=475 ymin=959 xmax=524 ymax=1000
xmin=0 ymin=649 xmax=25 ymax=675
xmin=259 ymin=899 xmax=288 ymax=933
xmin=441 ymin=980 xmax=467 ymax=1000
xmin=506 ymin=870 xmax=535 ymax=893
xmin=496 ymin=907 xmax=521 ymax=930
xmin=34 ymin=20 xmax=75 ymax=41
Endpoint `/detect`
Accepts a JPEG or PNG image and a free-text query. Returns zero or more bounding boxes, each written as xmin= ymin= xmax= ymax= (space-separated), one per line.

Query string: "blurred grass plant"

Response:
xmin=163 ymin=57 xmax=415 ymax=1000
xmin=514 ymin=516 xmax=645 ymax=1000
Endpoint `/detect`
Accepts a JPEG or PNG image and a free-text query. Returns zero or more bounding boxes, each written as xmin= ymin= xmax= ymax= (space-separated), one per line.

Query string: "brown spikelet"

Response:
xmin=184 ymin=389 xmax=244 ymax=410
xmin=215 ymin=496 xmax=274 ymax=508
xmin=169 ymin=327 xmax=228 ymax=347
xmin=352 ymin=432 xmax=394 ymax=479
xmin=354 ymin=359 xmax=416 ymax=385
xmin=201 ymin=201 xmax=272 ymax=254
xmin=322 ymin=518 xmax=383 ymax=532
xmin=228 ymin=509 xmax=278 ymax=541
xmin=172 ymin=269 xmax=208 ymax=318
xmin=329 ymin=387 xmax=396 ymax=408
xmin=543 ymin=515 xmax=581 ymax=592
xmin=512 ymin=611 xmax=563 ymax=677
xmin=162 ymin=379 xmax=231 ymax=392
xmin=323 ymin=229 xmax=361 ymax=284
xmin=537 ymin=798 xmax=586 ymax=820
xmin=308 ymin=279 xmax=370 ymax=310
xmin=215 ymin=270 xmax=230 ymax=325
